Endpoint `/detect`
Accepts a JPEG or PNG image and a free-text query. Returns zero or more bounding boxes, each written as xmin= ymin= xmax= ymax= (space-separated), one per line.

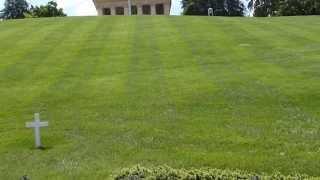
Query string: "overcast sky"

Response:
xmin=0 ymin=0 xmax=183 ymax=16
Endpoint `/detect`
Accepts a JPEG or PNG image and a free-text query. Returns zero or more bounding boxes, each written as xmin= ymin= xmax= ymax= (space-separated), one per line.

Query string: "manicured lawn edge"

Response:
xmin=114 ymin=165 xmax=314 ymax=180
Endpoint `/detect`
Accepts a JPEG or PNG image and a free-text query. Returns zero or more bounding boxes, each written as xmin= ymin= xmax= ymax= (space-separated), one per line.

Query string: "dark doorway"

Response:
xmin=103 ymin=8 xmax=111 ymax=15
xmin=116 ymin=7 xmax=124 ymax=15
xmin=131 ymin=5 xmax=137 ymax=15
xmin=142 ymin=5 xmax=151 ymax=15
xmin=156 ymin=4 xmax=164 ymax=15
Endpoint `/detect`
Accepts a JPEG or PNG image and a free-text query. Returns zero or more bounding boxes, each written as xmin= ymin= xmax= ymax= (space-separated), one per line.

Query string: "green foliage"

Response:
xmin=26 ymin=1 xmax=66 ymax=18
xmin=114 ymin=165 xmax=311 ymax=180
xmin=248 ymin=0 xmax=273 ymax=16
xmin=278 ymin=0 xmax=320 ymax=16
xmin=182 ymin=0 xmax=244 ymax=16
xmin=248 ymin=0 xmax=320 ymax=16
xmin=1 ymin=0 xmax=29 ymax=19
xmin=247 ymin=0 xmax=281 ymax=16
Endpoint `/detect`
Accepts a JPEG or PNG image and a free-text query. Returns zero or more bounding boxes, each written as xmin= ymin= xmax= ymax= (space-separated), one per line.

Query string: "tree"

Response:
xmin=278 ymin=0 xmax=320 ymax=16
xmin=1 ymin=0 xmax=29 ymax=19
xmin=248 ymin=0 xmax=320 ymax=16
xmin=183 ymin=0 xmax=244 ymax=16
xmin=182 ymin=0 xmax=212 ymax=15
xmin=0 ymin=11 xmax=4 ymax=19
xmin=26 ymin=1 xmax=66 ymax=18
xmin=248 ymin=0 xmax=279 ymax=16
xmin=306 ymin=0 xmax=320 ymax=15
xmin=226 ymin=0 xmax=245 ymax=16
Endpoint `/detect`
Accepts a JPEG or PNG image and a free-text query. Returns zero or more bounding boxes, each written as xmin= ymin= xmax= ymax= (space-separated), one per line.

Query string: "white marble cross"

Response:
xmin=26 ymin=113 xmax=48 ymax=148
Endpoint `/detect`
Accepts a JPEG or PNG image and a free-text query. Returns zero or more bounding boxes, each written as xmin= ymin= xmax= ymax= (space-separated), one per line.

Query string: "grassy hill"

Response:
xmin=0 ymin=16 xmax=319 ymax=179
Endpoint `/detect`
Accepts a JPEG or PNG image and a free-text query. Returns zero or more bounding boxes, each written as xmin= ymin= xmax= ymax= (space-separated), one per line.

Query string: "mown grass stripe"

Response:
xmin=207 ymin=17 xmax=320 ymax=175
xmin=214 ymin=17 xmax=319 ymax=121
xmin=0 ymin=18 xmax=46 ymax=45
xmin=168 ymin=17 xmax=272 ymax=170
xmin=0 ymin=18 xmax=110 ymax=179
xmin=0 ymin=20 xmax=74 ymax=71
xmin=0 ymin=18 xmax=101 ymax=136
xmin=0 ymin=19 xmax=85 ymax=127
xmin=165 ymin=16 xmax=320 ymax=174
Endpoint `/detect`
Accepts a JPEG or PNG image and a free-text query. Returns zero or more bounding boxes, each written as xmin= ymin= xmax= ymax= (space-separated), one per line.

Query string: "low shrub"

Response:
xmin=114 ymin=165 xmax=313 ymax=180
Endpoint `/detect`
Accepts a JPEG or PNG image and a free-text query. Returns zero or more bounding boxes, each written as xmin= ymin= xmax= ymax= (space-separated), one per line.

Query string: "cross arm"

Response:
xmin=26 ymin=122 xmax=49 ymax=128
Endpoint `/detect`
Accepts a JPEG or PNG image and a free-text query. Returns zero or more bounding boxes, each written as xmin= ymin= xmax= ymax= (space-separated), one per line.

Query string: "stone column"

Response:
xmin=111 ymin=7 xmax=115 ymax=15
xmin=151 ymin=4 xmax=156 ymax=15
xmin=137 ymin=5 xmax=143 ymax=15
xmin=97 ymin=8 xmax=103 ymax=16
xmin=124 ymin=7 xmax=129 ymax=15
xmin=164 ymin=4 xmax=170 ymax=15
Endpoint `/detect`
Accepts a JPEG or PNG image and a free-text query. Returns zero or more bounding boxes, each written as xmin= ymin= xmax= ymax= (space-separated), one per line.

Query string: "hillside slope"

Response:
xmin=0 ymin=16 xmax=319 ymax=179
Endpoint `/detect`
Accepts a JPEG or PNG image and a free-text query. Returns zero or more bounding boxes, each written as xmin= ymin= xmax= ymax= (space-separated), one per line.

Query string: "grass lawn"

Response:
xmin=0 ymin=16 xmax=319 ymax=179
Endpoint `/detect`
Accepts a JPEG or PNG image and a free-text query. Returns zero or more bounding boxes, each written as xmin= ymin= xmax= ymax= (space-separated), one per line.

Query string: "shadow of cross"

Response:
xmin=26 ymin=113 xmax=48 ymax=148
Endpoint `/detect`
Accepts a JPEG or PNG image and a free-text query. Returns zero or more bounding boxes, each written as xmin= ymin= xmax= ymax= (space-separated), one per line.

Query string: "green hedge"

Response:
xmin=114 ymin=165 xmax=313 ymax=180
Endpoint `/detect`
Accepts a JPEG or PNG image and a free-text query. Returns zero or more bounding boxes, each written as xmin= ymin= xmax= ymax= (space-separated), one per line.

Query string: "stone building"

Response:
xmin=93 ymin=0 xmax=171 ymax=16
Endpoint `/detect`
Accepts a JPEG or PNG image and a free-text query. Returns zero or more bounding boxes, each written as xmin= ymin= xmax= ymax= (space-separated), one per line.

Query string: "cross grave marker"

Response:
xmin=26 ymin=113 xmax=48 ymax=148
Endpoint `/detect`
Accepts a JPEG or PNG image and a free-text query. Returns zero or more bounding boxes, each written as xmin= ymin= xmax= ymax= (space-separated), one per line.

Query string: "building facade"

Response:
xmin=93 ymin=0 xmax=171 ymax=16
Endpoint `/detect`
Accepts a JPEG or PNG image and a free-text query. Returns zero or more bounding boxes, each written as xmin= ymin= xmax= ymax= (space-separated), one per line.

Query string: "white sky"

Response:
xmin=0 ymin=0 xmax=183 ymax=16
